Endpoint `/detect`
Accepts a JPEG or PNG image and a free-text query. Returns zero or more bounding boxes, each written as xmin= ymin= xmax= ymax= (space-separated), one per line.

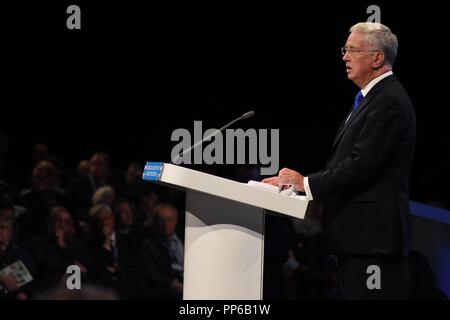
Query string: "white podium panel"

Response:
xmin=183 ymin=191 xmax=265 ymax=300
xmin=143 ymin=163 xmax=310 ymax=300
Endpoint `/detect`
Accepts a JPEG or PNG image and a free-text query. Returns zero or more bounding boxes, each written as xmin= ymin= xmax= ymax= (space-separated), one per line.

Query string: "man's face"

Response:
xmin=98 ymin=210 xmax=115 ymax=230
xmin=33 ymin=163 xmax=55 ymax=190
xmin=52 ymin=211 xmax=73 ymax=235
xmin=159 ymin=208 xmax=177 ymax=237
xmin=90 ymin=155 xmax=109 ymax=179
xmin=143 ymin=192 xmax=158 ymax=214
xmin=78 ymin=160 xmax=91 ymax=176
xmin=343 ymin=32 xmax=379 ymax=88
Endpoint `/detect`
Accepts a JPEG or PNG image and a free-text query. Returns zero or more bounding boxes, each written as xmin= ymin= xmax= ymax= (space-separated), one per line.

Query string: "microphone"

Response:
xmin=241 ymin=110 xmax=255 ymax=119
xmin=170 ymin=110 xmax=255 ymax=164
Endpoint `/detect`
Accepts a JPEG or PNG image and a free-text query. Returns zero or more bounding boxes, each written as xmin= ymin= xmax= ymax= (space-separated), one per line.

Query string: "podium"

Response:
xmin=143 ymin=162 xmax=309 ymax=300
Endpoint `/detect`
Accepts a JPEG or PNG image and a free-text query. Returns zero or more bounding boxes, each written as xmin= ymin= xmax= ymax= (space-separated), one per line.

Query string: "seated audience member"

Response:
xmin=89 ymin=204 xmax=141 ymax=298
xmin=113 ymin=198 xmax=135 ymax=235
xmin=116 ymin=162 xmax=145 ymax=204
xmin=28 ymin=206 xmax=92 ymax=292
xmin=157 ymin=204 xmax=184 ymax=279
xmin=0 ymin=202 xmax=37 ymax=300
xmin=77 ymin=160 xmax=91 ymax=178
xmin=19 ymin=160 xmax=67 ymax=240
xmin=92 ymin=186 xmax=116 ymax=206
xmin=141 ymin=203 xmax=183 ymax=298
xmin=0 ymin=181 xmax=26 ymax=219
xmin=0 ymin=182 xmax=26 ymax=243
xmin=67 ymin=152 xmax=111 ymax=222
xmin=135 ymin=189 xmax=159 ymax=243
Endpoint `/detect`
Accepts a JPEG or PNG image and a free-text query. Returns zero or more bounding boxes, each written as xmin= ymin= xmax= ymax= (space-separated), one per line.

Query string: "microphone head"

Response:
xmin=241 ymin=110 xmax=255 ymax=119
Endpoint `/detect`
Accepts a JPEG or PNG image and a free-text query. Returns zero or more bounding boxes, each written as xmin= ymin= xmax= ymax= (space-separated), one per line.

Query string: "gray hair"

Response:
xmin=92 ymin=186 xmax=115 ymax=205
xmin=350 ymin=22 xmax=398 ymax=67
xmin=89 ymin=203 xmax=113 ymax=219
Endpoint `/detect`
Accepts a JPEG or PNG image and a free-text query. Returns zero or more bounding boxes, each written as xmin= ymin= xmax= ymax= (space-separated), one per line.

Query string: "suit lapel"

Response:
xmin=331 ymin=75 xmax=397 ymax=151
xmin=331 ymin=95 xmax=374 ymax=150
xmin=331 ymin=109 xmax=352 ymax=147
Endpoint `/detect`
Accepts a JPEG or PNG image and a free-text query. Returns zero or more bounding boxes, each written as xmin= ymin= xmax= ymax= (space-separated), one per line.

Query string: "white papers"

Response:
xmin=247 ymin=180 xmax=279 ymax=193
xmin=247 ymin=180 xmax=295 ymax=196
xmin=0 ymin=260 xmax=33 ymax=288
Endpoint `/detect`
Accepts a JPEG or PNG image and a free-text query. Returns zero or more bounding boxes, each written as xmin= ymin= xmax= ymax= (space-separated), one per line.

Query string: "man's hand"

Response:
xmin=261 ymin=176 xmax=279 ymax=186
xmin=262 ymin=168 xmax=305 ymax=192
xmin=106 ymin=265 xmax=117 ymax=274
xmin=55 ymin=228 xmax=66 ymax=248
xmin=279 ymin=168 xmax=305 ymax=192
xmin=0 ymin=275 xmax=19 ymax=292
xmin=16 ymin=292 xmax=28 ymax=300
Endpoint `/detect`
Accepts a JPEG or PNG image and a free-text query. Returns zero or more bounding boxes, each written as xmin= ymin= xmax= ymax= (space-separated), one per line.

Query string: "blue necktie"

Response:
xmin=352 ymin=90 xmax=364 ymax=112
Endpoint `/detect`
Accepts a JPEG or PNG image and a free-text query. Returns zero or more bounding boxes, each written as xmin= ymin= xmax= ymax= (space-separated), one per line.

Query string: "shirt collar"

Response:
xmin=361 ymin=70 xmax=393 ymax=97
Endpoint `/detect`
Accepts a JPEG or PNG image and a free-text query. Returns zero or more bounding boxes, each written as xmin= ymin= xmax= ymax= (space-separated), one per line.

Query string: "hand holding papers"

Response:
xmin=247 ymin=180 xmax=296 ymax=196
xmin=277 ymin=175 xmax=296 ymax=196
xmin=0 ymin=260 xmax=33 ymax=290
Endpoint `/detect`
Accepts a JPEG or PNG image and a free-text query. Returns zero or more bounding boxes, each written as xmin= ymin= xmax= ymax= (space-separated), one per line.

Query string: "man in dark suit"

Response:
xmin=28 ymin=206 xmax=92 ymax=292
xmin=263 ymin=22 xmax=416 ymax=299
xmin=67 ymin=152 xmax=111 ymax=223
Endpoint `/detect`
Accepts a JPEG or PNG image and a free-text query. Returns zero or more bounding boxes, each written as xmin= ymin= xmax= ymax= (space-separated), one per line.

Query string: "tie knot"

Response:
xmin=353 ymin=91 xmax=363 ymax=112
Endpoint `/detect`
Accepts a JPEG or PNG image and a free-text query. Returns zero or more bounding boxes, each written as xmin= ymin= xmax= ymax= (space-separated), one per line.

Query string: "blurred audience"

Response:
xmin=19 ymin=160 xmax=67 ymax=241
xmin=68 ymin=152 xmax=111 ymax=223
xmin=141 ymin=203 xmax=183 ymax=299
xmin=89 ymin=204 xmax=141 ymax=298
xmin=31 ymin=143 xmax=49 ymax=166
xmin=117 ymin=162 xmax=145 ymax=204
xmin=135 ymin=189 xmax=159 ymax=243
xmin=77 ymin=160 xmax=91 ymax=178
xmin=0 ymin=202 xmax=37 ymax=300
xmin=113 ymin=198 xmax=135 ymax=235
xmin=27 ymin=206 xmax=92 ymax=292
xmin=92 ymin=186 xmax=115 ymax=206
xmin=0 ymin=143 xmax=447 ymax=300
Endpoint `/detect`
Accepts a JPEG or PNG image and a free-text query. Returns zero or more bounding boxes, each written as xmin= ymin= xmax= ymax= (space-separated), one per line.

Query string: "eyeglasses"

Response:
xmin=341 ymin=47 xmax=381 ymax=57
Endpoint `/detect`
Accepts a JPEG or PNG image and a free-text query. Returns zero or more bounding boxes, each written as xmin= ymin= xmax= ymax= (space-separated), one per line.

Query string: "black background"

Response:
xmin=2 ymin=1 xmax=449 ymax=205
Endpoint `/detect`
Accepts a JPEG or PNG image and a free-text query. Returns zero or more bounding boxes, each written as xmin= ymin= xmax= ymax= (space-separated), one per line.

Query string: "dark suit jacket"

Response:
xmin=67 ymin=176 xmax=96 ymax=221
xmin=308 ymin=74 xmax=416 ymax=256
xmin=92 ymin=231 xmax=140 ymax=285
xmin=28 ymin=234 xmax=93 ymax=290
xmin=141 ymin=231 xmax=177 ymax=288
